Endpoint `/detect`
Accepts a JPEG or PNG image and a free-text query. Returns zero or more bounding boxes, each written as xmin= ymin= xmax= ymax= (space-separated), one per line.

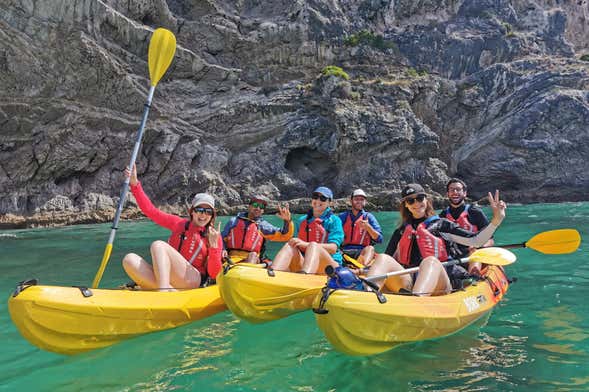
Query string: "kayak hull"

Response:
xmin=8 ymin=283 xmax=226 ymax=355
xmin=314 ymin=266 xmax=509 ymax=356
xmin=217 ymin=263 xmax=326 ymax=323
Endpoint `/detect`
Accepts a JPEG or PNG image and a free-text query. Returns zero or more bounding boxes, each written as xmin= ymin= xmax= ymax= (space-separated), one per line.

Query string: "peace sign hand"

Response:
xmin=488 ymin=190 xmax=507 ymax=226
xmin=276 ymin=203 xmax=291 ymax=222
xmin=208 ymin=222 xmax=222 ymax=248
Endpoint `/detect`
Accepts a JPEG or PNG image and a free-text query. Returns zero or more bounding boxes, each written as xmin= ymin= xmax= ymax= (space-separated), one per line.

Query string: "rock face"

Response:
xmin=1 ymin=0 xmax=588 ymax=227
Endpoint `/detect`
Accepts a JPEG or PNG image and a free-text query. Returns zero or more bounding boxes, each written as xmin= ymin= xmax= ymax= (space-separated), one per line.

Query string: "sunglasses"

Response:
xmin=405 ymin=194 xmax=426 ymax=205
xmin=250 ymin=201 xmax=266 ymax=209
xmin=193 ymin=207 xmax=214 ymax=216
xmin=312 ymin=193 xmax=329 ymax=202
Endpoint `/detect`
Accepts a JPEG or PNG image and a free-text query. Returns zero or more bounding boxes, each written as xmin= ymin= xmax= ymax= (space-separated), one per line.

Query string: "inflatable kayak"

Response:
xmin=313 ymin=265 xmax=510 ymax=356
xmin=217 ymin=263 xmax=326 ymax=323
xmin=8 ymin=280 xmax=226 ymax=355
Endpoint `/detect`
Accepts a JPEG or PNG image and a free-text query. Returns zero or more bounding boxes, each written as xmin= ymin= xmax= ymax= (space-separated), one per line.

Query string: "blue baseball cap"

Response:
xmin=313 ymin=186 xmax=333 ymax=200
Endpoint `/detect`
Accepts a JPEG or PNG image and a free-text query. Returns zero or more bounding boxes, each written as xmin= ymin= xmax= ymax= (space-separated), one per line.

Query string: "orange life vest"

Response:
xmin=226 ymin=217 xmax=264 ymax=253
xmin=397 ymin=217 xmax=449 ymax=267
xmin=298 ymin=216 xmax=328 ymax=243
xmin=342 ymin=211 xmax=371 ymax=247
xmin=443 ymin=204 xmax=478 ymax=232
xmin=168 ymin=221 xmax=207 ymax=274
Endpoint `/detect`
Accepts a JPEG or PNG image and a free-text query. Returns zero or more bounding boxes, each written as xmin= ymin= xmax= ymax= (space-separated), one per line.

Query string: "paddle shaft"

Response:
xmin=92 ymin=86 xmax=155 ymax=288
xmin=497 ymin=242 xmax=526 ymax=249
xmin=365 ymin=257 xmax=468 ymax=282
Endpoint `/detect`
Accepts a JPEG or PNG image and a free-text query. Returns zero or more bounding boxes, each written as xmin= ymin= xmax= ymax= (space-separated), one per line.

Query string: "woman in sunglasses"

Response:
xmin=271 ymin=186 xmax=344 ymax=274
xmin=367 ymin=183 xmax=506 ymax=296
xmin=121 ymin=164 xmax=222 ymax=291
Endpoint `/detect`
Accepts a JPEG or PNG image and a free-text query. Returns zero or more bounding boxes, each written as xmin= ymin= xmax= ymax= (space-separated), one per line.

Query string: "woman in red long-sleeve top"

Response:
xmin=122 ymin=165 xmax=223 ymax=291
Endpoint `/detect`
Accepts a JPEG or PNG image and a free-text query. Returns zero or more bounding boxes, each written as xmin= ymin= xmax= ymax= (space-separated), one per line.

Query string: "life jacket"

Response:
xmin=225 ymin=217 xmax=264 ymax=253
xmin=397 ymin=216 xmax=449 ymax=267
xmin=167 ymin=221 xmax=208 ymax=274
xmin=342 ymin=211 xmax=371 ymax=247
xmin=443 ymin=204 xmax=478 ymax=233
xmin=298 ymin=212 xmax=330 ymax=243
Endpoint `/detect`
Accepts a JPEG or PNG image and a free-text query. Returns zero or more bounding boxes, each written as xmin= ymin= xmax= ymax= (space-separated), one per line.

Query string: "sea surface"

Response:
xmin=1 ymin=203 xmax=588 ymax=391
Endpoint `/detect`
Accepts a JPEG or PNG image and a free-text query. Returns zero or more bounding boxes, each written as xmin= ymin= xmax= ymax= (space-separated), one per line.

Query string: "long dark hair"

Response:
xmin=397 ymin=196 xmax=436 ymax=228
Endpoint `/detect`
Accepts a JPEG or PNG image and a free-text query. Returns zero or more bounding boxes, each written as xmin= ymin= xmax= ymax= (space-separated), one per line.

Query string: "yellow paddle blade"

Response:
xmin=469 ymin=247 xmax=516 ymax=266
xmin=526 ymin=229 xmax=581 ymax=254
xmin=148 ymin=28 xmax=176 ymax=87
xmin=343 ymin=254 xmax=365 ymax=269
xmin=92 ymin=243 xmax=113 ymax=288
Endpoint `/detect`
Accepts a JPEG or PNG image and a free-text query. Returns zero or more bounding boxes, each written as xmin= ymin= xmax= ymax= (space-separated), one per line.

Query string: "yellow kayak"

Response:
xmin=217 ymin=263 xmax=326 ymax=323
xmin=8 ymin=280 xmax=226 ymax=355
xmin=314 ymin=265 xmax=510 ymax=356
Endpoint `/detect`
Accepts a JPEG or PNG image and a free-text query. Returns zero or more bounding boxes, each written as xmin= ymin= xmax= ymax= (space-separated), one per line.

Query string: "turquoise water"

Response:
xmin=1 ymin=203 xmax=588 ymax=391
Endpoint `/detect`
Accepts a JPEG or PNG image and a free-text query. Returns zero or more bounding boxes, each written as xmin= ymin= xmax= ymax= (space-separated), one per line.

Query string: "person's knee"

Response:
xmin=122 ymin=253 xmax=140 ymax=270
xmin=420 ymin=256 xmax=440 ymax=269
xmin=150 ymin=240 xmax=168 ymax=253
xmin=306 ymin=242 xmax=319 ymax=251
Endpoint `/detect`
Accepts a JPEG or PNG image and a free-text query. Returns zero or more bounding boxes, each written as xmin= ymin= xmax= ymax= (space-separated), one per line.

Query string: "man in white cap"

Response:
xmin=338 ymin=188 xmax=383 ymax=268
xmin=221 ymin=195 xmax=293 ymax=263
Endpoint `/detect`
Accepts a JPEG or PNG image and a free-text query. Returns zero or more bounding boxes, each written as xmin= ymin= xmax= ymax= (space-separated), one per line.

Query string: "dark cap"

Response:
xmin=401 ymin=183 xmax=426 ymax=200
xmin=250 ymin=195 xmax=269 ymax=204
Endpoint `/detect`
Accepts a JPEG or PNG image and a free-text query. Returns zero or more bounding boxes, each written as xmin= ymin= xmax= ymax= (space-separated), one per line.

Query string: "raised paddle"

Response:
xmin=365 ymin=247 xmax=516 ymax=282
xmin=496 ymin=229 xmax=580 ymax=254
xmin=92 ymin=28 xmax=177 ymax=288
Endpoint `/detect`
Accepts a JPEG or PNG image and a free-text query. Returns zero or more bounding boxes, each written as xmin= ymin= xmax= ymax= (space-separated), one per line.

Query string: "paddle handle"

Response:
xmin=91 ymin=86 xmax=155 ymax=288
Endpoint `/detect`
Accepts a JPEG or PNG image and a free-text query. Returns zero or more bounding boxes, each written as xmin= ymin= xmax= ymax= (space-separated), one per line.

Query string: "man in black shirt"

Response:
xmin=439 ymin=178 xmax=493 ymax=272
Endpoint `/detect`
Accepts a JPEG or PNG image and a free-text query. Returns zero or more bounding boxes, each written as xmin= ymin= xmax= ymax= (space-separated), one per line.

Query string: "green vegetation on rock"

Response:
xmin=321 ymin=65 xmax=350 ymax=80
xmin=344 ymin=30 xmax=396 ymax=51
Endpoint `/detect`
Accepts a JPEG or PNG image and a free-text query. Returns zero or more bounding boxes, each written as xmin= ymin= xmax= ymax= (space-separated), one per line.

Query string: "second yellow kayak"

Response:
xmin=217 ymin=263 xmax=326 ymax=323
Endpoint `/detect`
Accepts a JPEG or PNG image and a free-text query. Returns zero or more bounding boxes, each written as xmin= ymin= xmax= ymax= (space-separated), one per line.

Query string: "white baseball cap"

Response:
xmin=351 ymin=189 xmax=367 ymax=198
xmin=191 ymin=193 xmax=215 ymax=208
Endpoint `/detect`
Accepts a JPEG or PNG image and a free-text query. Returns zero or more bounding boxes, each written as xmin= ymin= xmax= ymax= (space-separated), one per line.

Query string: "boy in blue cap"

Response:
xmin=271 ymin=186 xmax=344 ymax=274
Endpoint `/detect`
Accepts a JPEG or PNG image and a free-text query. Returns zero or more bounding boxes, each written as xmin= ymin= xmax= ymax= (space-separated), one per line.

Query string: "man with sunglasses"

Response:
xmin=221 ymin=195 xmax=293 ymax=263
xmin=440 ymin=178 xmax=494 ymax=273
xmin=338 ymin=189 xmax=383 ymax=268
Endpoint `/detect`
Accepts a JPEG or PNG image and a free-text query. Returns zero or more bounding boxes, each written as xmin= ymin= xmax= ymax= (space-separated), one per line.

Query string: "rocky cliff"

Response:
xmin=1 ymin=0 xmax=588 ymax=228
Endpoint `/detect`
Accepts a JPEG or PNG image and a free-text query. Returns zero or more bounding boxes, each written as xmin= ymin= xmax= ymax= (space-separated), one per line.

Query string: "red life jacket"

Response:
xmin=298 ymin=215 xmax=328 ymax=243
xmin=397 ymin=216 xmax=449 ymax=267
xmin=444 ymin=204 xmax=478 ymax=232
xmin=226 ymin=217 xmax=264 ymax=253
xmin=167 ymin=221 xmax=208 ymax=274
xmin=342 ymin=211 xmax=371 ymax=247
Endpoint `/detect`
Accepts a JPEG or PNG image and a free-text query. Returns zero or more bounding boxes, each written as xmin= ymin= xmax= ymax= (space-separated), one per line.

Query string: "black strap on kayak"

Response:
xmin=12 ymin=278 xmax=39 ymax=297
xmin=359 ymin=278 xmax=387 ymax=304
xmin=73 ymin=286 xmax=93 ymax=297
xmin=312 ymin=285 xmax=335 ymax=314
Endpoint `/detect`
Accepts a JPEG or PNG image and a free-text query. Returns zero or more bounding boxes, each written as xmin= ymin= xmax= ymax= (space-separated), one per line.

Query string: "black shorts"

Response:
xmin=342 ymin=248 xmax=363 ymax=259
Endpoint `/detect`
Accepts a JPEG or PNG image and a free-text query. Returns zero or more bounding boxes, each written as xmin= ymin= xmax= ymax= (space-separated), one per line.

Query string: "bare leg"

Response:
xmin=300 ymin=242 xmax=340 ymax=274
xmin=122 ymin=253 xmax=158 ymax=290
xmin=245 ymin=252 xmax=260 ymax=264
xmin=357 ymin=245 xmax=375 ymax=266
xmin=271 ymin=243 xmax=303 ymax=271
xmin=412 ymin=256 xmax=452 ymax=296
xmin=150 ymin=240 xmax=202 ymax=291
xmin=367 ymin=253 xmax=412 ymax=292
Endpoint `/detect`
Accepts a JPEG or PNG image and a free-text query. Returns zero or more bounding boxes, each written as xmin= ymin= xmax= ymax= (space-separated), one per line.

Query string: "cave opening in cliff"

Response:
xmin=285 ymin=147 xmax=338 ymax=188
